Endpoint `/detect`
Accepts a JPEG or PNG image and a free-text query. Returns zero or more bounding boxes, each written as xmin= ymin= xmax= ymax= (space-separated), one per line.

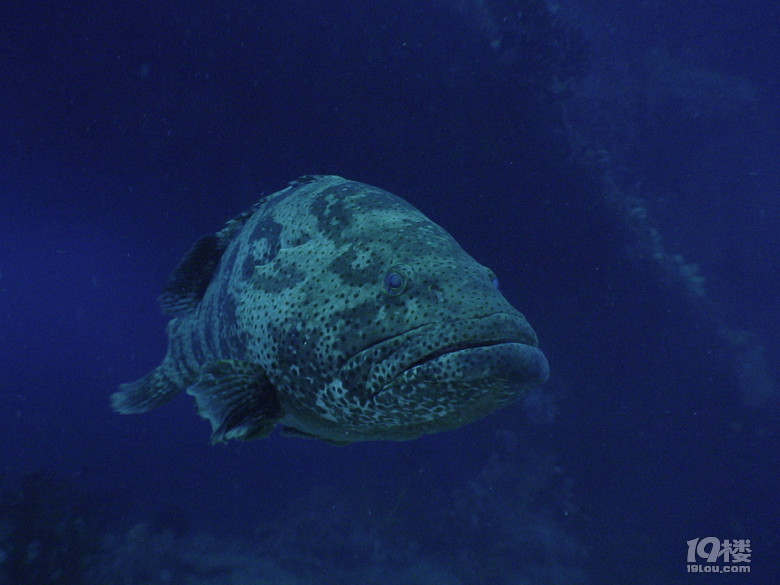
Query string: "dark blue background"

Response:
xmin=1 ymin=1 xmax=777 ymax=583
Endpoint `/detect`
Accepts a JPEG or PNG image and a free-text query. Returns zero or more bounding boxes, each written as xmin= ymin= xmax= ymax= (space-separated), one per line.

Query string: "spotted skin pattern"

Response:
xmin=112 ymin=176 xmax=549 ymax=443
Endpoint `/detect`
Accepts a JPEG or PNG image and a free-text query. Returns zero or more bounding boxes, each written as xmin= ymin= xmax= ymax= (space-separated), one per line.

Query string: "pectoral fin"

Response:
xmin=187 ymin=360 xmax=281 ymax=443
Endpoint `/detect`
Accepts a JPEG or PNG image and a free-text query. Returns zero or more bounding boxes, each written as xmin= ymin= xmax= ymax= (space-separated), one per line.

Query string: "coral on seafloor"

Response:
xmin=0 ymin=473 xmax=105 ymax=585
xmin=0 ymin=430 xmax=589 ymax=585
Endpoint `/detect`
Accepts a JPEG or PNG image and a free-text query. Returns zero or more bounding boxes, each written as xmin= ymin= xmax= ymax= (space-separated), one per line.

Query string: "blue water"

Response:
xmin=1 ymin=1 xmax=777 ymax=583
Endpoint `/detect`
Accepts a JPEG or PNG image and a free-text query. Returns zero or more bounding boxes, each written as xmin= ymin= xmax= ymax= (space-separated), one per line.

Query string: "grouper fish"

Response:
xmin=113 ymin=175 xmax=549 ymax=443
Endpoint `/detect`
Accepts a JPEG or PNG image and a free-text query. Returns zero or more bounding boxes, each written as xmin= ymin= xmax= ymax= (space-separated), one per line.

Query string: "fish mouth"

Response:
xmin=402 ymin=338 xmax=522 ymax=372
xmin=359 ymin=312 xmax=549 ymax=394
xmin=392 ymin=341 xmax=549 ymax=386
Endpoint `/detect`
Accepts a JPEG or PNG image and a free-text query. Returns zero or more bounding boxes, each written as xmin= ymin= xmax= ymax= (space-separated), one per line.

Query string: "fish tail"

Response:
xmin=111 ymin=365 xmax=183 ymax=414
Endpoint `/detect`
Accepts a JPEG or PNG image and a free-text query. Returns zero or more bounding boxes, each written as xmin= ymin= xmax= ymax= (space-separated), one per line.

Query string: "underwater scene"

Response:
xmin=1 ymin=1 xmax=777 ymax=583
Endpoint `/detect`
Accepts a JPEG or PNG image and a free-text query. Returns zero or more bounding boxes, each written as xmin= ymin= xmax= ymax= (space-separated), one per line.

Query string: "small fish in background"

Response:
xmin=113 ymin=176 xmax=548 ymax=444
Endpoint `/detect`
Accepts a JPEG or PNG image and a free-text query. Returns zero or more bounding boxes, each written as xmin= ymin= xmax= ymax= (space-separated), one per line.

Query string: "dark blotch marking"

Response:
xmin=327 ymin=248 xmax=378 ymax=287
xmin=311 ymin=184 xmax=407 ymax=243
xmin=251 ymin=261 xmax=306 ymax=293
xmin=241 ymin=218 xmax=283 ymax=280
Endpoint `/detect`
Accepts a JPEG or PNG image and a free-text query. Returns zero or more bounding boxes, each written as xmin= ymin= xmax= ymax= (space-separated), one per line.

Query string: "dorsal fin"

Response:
xmin=158 ymin=234 xmax=224 ymax=316
xmin=158 ymin=204 xmax=259 ymax=316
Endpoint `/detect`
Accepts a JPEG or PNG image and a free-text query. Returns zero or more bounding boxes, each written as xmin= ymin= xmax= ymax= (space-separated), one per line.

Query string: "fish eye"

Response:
xmin=383 ymin=266 xmax=408 ymax=296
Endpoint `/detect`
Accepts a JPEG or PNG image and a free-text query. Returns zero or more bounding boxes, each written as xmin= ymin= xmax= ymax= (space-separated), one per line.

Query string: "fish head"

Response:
xmin=243 ymin=178 xmax=548 ymax=440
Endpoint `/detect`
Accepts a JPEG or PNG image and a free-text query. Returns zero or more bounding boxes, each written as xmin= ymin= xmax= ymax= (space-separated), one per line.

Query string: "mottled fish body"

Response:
xmin=113 ymin=176 xmax=548 ymax=443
